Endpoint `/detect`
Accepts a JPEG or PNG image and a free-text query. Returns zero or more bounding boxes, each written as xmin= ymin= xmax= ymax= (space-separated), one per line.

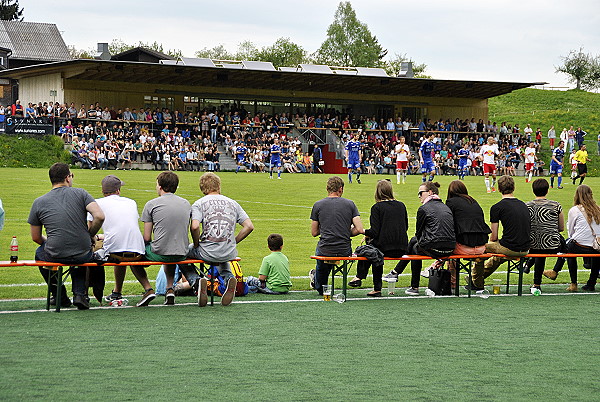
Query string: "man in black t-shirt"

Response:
xmin=310 ymin=176 xmax=364 ymax=295
xmin=470 ymin=175 xmax=530 ymax=290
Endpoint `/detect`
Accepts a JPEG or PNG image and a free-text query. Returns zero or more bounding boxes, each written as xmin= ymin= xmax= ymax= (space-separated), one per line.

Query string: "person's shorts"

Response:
xmin=236 ymin=157 xmax=245 ymax=164
xmin=525 ymin=163 xmax=534 ymax=172
xmin=144 ymin=244 xmax=185 ymax=263
xmin=483 ymin=163 xmax=496 ymax=175
xmin=421 ymin=160 xmax=435 ymax=174
xmin=347 ymin=158 xmax=360 ymax=170
xmin=577 ymin=163 xmax=588 ymax=175
xmin=270 ymin=159 xmax=281 ymax=168
xmin=549 ymin=164 xmax=563 ymax=175
xmin=396 ymin=160 xmax=408 ymax=170
xmin=458 ymin=160 xmax=468 ymax=170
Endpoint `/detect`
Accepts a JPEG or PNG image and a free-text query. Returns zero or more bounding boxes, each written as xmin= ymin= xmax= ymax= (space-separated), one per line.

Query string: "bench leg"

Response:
xmin=54 ymin=267 xmax=65 ymax=313
xmin=517 ymin=260 xmax=524 ymax=296
xmin=45 ymin=269 xmax=52 ymax=311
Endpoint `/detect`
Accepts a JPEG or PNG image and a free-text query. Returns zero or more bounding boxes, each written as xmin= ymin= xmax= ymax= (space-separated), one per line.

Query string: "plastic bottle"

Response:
xmin=109 ymin=298 xmax=129 ymax=307
xmin=10 ymin=236 xmax=18 ymax=263
xmin=425 ymin=288 xmax=436 ymax=297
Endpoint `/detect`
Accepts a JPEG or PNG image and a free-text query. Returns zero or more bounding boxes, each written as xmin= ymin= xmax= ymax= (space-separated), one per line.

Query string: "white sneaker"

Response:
xmin=405 ymin=287 xmax=419 ymax=296
xmin=420 ymin=269 xmax=430 ymax=278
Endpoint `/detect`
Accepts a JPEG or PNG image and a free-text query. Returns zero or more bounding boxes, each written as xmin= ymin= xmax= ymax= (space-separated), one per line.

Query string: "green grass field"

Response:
xmin=1 ymin=168 xmax=599 ymax=400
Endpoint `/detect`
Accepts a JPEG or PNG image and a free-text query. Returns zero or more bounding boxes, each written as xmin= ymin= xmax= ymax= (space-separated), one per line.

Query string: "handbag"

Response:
xmin=427 ymin=268 xmax=452 ymax=296
xmin=577 ymin=206 xmax=600 ymax=251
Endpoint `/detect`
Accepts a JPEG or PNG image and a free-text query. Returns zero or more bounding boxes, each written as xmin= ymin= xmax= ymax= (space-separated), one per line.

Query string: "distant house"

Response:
xmin=111 ymin=47 xmax=175 ymax=64
xmin=0 ymin=20 xmax=71 ymax=105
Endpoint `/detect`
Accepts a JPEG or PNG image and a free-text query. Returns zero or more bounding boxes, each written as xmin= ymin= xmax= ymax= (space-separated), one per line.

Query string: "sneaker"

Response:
xmin=486 ymin=189 xmax=491 ymax=193
xmin=543 ymin=269 xmax=557 ymax=280
xmin=73 ymin=294 xmax=90 ymax=310
xmin=420 ymin=269 xmax=430 ymax=278
xmin=566 ymin=283 xmax=578 ymax=292
xmin=405 ymin=287 xmax=419 ymax=296
xmin=557 ymin=186 xmax=563 ymax=189
xmin=581 ymin=284 xmax=596 ymax=291
xmin=464 ymin=283 xmax=484 ymax=291
xmin=357 ymin=178 xmax=361 ymax=184
xmin=221 ymin=277 xmax=236 ymax=306
xmin=49 ymin=296 xmax=72 ymax=308
xmin=164 ymin=288 xmax=175 ymax=305
xmin=277 ymin=177 xmax=282 ymax=180
xmin=530 ymin=286 xmax=542 ymax=295
xmin=308 ymin=269 xmax=316 ymax=289
xmin=104 ymin=291 xmax=122 ymax=302
xmin=136 ymin=288 xmax=156 ymax=307
xmin=491 ymin=186 xmax=496 ymax=192
xmin=198 ymin=278 xmax=208 ymax=307
xmin=383 ymin=271 xmax=399 ymax=281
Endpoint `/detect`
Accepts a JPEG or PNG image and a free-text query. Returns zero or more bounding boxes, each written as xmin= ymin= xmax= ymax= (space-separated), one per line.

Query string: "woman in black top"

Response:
xmin=445 ymin=180 xmax=491 ymax=286
xmin=348 ymin=180 xmax=408 ymax=296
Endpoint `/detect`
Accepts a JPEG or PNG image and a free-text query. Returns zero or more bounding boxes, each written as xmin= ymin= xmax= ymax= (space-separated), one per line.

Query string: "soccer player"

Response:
xmin=549 ymin=140 xmax=565 ymax=189
xmin=457 ymin=142 xmax=470 ymax=180
xmin=235 ymin=141 xmax=247 ymax=173
xmin=269 ymin=137 xmax=282 ymax=179
xmin=480 ymin=136 xmax=500 ymax=193
xmin=394 ymin=136 xmax=410 ymax=184
xmin=524 ymin=141 xmax=537 ymax=183
xmin=572 ymin=144 xmax=591 ymax=185
xmin=345 ymin=133 xmax=362 ymax=184
xmin=419 ymin=131 xmax=436 ymax=182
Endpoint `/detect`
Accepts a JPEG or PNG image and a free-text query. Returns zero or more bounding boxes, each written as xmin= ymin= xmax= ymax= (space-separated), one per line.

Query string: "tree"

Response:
xmin=0 ymin=0 xmax=24 ymax=21
xmin=313 ymin=1 xmax=387 ymax=67
xmin=195 ymin=44 xmax=233 ymax=60
xmin=383 ymin=53 xmax=430 ymax=78
xmin=257 ymin=37 xmax=307 ymax=68
xmin=234 ymin=40 xmax=259 ymax=61
xmin=556 ymin=47 xmax=600 ymax=90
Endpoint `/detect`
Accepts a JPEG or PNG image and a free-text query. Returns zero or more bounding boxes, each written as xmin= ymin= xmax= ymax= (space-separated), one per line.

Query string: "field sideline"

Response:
xmin=0 ymin=168 xmax=596 ymax=300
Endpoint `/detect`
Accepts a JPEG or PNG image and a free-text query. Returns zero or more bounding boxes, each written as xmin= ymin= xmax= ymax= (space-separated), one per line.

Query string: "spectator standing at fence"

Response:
xmin=572 ymin=144 xmax=591 ymax=185
xmin=384 ymin=181 xmax=455 ymax=295
xmin=28 ymin=163 xmax=105 ymax=309
xmin=480 ymin=136 xmax=500 ymax=193
xmin=575 ymin=127 xmax=587 ymax=148
xmin=348 ymin=180 xmax=408 ymax=296
xmin=395 ymin=136 xmax=410 ymax=184
xmin=188 ymin=172 xmax=254 ymax=306
xmin=93 ymin=175 xmax=156 ymax=307
xmin=524 ymin=179 xmax=565 ymax=294
xmin=313 ymin=144 xmax=323 ymax=173
xmin=468 ymin=175 xmax=530 ymax=290
xmin=345 ymin=133 xmax=362 ymax=184
xmin=548 ymin=140 xmax=566 ymax=189
xmin=141 ymin=172 xmax=191 ymax=305
xmin=310 ymin=176 xmax=364 ymax=295
xmin=548 ymin=125 xmax=556 ymax=148
xmin=567 ymin=126 xmax=576 ymax=151
xmin=419 ymin=131 xmax=436 ymax=183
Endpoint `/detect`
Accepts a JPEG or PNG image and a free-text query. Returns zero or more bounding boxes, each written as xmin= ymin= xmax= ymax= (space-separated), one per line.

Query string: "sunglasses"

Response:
xmin=418 ymin=190 xmax=428 ymax=197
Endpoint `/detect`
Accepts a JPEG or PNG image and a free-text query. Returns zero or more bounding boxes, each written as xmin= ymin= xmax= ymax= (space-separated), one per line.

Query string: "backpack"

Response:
xmin=206 ymin=261 xmax=249 ymax=297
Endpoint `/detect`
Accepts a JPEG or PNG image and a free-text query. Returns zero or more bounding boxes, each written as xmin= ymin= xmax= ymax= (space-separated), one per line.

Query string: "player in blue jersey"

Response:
xmin=345 ymin=133 xmax=362 ymax=184
xmin=549 ymin=140 xmax=566 ymax=189
xmin=457 ymin=142 xmax=470 ymax=180
xmin=419 ymin=132 xmax=436 ymax=182
xmin=235 ymin=141 xmax=247 ymax=173
xmin=269 ymin=137 xmax=282 ymax=179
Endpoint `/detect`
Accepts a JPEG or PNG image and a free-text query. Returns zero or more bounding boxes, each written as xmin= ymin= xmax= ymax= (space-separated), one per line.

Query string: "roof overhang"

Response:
xmin=0 ymin=59 xmax=543 ymax=99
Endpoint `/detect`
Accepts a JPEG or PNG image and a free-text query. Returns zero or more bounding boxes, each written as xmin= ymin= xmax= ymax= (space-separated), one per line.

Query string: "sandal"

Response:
xmin=348 ymin=278 xmax=362 ymax=287
xmin=367 ymin=290 xmax=382 ymax=297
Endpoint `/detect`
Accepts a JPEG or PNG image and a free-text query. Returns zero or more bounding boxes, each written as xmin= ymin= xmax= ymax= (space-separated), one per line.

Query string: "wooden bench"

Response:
xmin=0 ymin=259 xmax=240 ymax=312
xmin=311 ymin=254 xmax=494 ymax=298
xmin=312 ymin=253 xmax=600 ymax=298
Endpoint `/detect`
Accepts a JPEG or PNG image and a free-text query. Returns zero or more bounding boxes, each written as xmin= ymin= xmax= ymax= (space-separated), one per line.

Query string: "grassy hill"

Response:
xmin=489 ymin=88 xmax=600 ymax=174
xmin=0 ymin=134 xmax=70 ymax=168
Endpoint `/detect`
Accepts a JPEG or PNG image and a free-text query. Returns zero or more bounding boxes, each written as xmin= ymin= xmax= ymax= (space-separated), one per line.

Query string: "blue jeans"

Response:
xmin=35 ymin=243 xmax=93 ymax=296
xmin=246 ymin=276 xmax=285 ymax=294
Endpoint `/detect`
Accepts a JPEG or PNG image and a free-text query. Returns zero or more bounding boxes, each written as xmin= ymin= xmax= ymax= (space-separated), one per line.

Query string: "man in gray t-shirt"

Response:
xmin=141 ymin=171 xmax=191 ymax=305
xmin=310 ymin=176 xmax=363 ymax=294
xmin=28 ymin=163 xmax=105 ymax=309
xmin=189 ymin=173 xmax=254 ymax=306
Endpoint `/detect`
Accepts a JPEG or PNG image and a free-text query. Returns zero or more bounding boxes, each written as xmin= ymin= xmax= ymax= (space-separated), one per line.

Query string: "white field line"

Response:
xmin=0 ymin=291 xmax=598 ymax=314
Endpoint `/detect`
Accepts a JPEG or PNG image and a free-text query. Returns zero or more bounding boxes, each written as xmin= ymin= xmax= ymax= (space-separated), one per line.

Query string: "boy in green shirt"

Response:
xmin=247 ymin=234 xmax=292 ymax=294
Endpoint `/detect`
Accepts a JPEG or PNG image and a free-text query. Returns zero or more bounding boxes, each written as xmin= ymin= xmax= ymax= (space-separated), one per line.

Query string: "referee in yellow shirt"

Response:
xmin=572 ymin=144 xmax=591 ymax=185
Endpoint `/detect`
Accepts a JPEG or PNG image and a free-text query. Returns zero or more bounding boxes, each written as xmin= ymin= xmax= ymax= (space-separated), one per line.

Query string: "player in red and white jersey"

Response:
xmin=524 ymin=142 xmax=537 ymax=183
xmin=479 ymin=136 xmax=500 ymax=193
xmin=394 ymin=136 xmax=410 ymax=184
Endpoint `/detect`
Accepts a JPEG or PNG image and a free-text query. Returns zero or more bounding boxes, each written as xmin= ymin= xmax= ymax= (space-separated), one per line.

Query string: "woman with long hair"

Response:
xmin=445 ymin=180 xmax=491 ymax=287
xmin=563 ymin=185 xmax=600 ymax=291
xmin=348 ymin=180 xmax=409 ymax=296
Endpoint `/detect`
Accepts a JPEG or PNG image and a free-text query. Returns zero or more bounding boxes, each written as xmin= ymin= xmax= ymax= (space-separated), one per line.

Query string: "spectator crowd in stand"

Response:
xmin=1 ymin=99 xmax=593 ymax=176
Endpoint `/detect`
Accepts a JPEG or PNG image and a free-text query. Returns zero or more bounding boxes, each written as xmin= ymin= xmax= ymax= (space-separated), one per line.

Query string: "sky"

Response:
xmin=19 ymin=0 xmax=600 ymax=88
